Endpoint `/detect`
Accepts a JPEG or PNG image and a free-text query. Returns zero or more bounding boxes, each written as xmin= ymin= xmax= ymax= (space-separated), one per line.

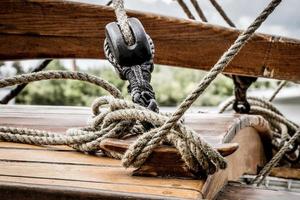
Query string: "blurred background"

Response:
xmin=0 ymin=0 xmax=299 ymax=122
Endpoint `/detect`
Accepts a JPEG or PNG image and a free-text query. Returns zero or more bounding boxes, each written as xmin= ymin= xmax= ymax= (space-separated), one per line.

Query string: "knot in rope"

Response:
xmin=0 ymin=0 xmax=284 ymax=178
xmin=90 ymin=96 xmax=227 ymax=175
xmin=0 ymin=95 xmax=226 ymax=176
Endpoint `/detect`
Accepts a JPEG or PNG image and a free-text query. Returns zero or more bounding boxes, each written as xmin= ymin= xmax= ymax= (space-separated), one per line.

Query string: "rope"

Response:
xmin=106 ymin=0 xmax=112 ymax=6
xmin=176 ymin=0 xmax=196 ymax=20
xmin=0 ymin=71 xmax=122 ymax=99
xmin=209 ymin=0 xmax=236 ymax=27
xmin=0 ymin=0 xmax=283 ymax=176
xmin=253 ymin=130 xmax=300 ymax=186
xmin=190 ymin=0 xmax=208 ymax=22
xmin=112 ymin=0 xmax=135 ymax=45
xmin=0 ymin=59 xmax=52 ymax=104
xmin=219 ymin=95 xmax=299 ymax=185
xmin=0 ymin=71 xmax=224 ymax=175
xmin=269 ymin=80 xmax=288 ymax=102
xmin=121 ymin=0 xmax=283 ymax=169
xmin=176 ymin=0 xmax=207 ymax=22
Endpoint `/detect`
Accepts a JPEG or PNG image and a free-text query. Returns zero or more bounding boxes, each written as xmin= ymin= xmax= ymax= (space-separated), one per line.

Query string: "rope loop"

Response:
xmin=0 ymin=0 xmax=285 ymax=178
xmin=219 ymin=95 xmax=300 ymax=185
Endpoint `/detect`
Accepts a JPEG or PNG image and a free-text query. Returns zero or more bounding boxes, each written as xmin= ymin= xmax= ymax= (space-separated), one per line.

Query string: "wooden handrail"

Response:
xmin=0 ymin=0 xmax=300 ymax=81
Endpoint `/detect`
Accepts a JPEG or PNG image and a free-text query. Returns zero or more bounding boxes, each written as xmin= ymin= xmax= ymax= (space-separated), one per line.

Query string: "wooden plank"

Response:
xmin=201 ymin=127 xmax=266 ymax=199
xmin=0 ymin=0 xmax=300 ymax=81
xmin=100 ymin=137 xmax=239 ymax=177
xmin=0 ymin=146 xmax=121 ymax=166
xmin=0 ymin=178 xmax=197 ymax=200
xmin=0 ymin=105 xmax=271 ymax=199
xmin=216 ymin=182 xmax=300 ymax=200
xmin=270 ymin=167 xmax=300 ymax=180
xmin=0 ymin=162 xmax=203 ymax=199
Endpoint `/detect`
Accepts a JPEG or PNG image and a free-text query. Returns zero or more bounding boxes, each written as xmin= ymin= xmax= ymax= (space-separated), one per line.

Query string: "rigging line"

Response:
xmin=122 ymin=0 xmax=283 ymax=168
xmin=0 ymin=60 xmax=52 ymax=104
xmin=112 ymin=0 xmax=135 ymax=45
xmin=252 ymin=129 xmax=300 ymax=186
xmin=190 ymin=0 xmax=208 ymax=22
xmin=208 ymin=0 xmax=236 ymax=27
xmin=176 ymin=0 xmax=196 ymax=20
xmin=0 ymin=71 xmax=122 ymax=99
xmin=269 ymin=80 xmax=288 ymax=102
xmin=106 ymin=0 xmax=112 ymax=6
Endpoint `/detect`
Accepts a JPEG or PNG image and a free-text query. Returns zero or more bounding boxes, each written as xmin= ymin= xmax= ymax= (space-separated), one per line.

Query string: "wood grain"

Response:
xmin=201 ymin=127 xmax=266 ymax=199
xmin=100 ymin=138 xmax=239 ymax=178
xmin=270 ymin=167 xmax=300 ymax=180
xmin=0 ymin=0 xmax=300 ymax=81
xmin=0 ymin=105 xmax=272 ymax=199
xmin=216 ymin=181 xmax=300 ymax=200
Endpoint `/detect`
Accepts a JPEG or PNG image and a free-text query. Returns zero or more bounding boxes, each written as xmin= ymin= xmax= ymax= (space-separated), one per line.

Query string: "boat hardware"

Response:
xmin=104 ymin=17 xmax=158 ymax=113
xmin=232 ymin=75 xmax=257 ymax=113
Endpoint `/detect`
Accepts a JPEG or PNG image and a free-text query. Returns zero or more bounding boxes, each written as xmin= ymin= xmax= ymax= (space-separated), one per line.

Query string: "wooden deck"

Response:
xmin=0 ymin=104 xmax=296 ymax=199
xmin=216 ymin=182 xmax=300 ymax=200
xmin=0 ymin=106 xmax=203 ymax=199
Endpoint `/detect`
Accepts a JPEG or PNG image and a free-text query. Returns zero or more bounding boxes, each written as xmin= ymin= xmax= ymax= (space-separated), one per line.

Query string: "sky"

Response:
xmin=4 ymin=0 xmax=300 ymax=69
xmin=76 ymin=0 xmax=300 ymax=38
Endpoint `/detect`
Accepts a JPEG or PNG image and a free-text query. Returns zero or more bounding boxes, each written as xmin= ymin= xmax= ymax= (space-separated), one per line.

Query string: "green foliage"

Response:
xmin=16 ymin=61 xmax=128 ymax=106
xmin=151 ymin=66 xmax=233 ymax=106
xmin=15 ymin=60 xmax=276 ymax=107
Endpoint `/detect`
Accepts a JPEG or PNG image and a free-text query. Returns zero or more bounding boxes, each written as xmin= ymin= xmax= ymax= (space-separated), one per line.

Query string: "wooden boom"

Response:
xmin=0 ymin=0 xmax=300 ymax=81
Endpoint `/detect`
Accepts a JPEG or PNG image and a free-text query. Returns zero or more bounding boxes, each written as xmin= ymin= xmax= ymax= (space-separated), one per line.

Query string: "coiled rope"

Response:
xmin=178 ymin=0 xmax=298 ymax=184
xmin=0 ymin=71 xmax=224 ymax=175
xmin=219 ymin=83 xmax=300 ymax=185
xmin=0 ymin=0 xmax=283 ymax=176
xmin=122 ymin=0 xmax=283 ymax=169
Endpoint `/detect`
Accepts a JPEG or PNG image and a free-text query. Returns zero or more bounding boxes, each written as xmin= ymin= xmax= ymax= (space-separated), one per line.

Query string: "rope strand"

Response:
xmin=0 ymin=60 xmax=52 ymax=104
xmin=176 ymin=0 xmax=196 ymax=20
xmin=190 ymin=0 xmax=208 ymax=22
xmin=0 ymin=70 xmax=122 ymax=99
xmin=112 ymin=0 xmax=135 ymax=45
xmin=0 ymin=0 xmax=285 ymax=177
xmin=209 ymin=0 xmax=236 ymax=27
xmin=269 ymin=80 xmax=288 ymax=102
xmin=122 ymin=0 xmax=283 ymax=168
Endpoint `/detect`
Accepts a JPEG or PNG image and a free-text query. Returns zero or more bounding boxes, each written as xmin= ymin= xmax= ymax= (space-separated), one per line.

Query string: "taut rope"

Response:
xmin=190 ymin=0 xmax=208 ymax=22
xmin=112 ymin=0 xmax=135 ymax=45
xmin=0 ymin=72 xmax=224 ymax=175
xmin=178 ymin=1 xmax=298 ymax=184
xmin=0 ymin=0 xmax=283 ymax=176
xmin=122 ymin=0 xmax=283 ymax=169
xmin=219 ymin=94 xmax=300 ymax=185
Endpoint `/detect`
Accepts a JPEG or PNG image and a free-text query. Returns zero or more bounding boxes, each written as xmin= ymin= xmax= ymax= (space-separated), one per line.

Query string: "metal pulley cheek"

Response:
xmin=105 ymin=18 xmax=152 ymax=66
xmin=232 ymin=75 xmax=257 ymax=114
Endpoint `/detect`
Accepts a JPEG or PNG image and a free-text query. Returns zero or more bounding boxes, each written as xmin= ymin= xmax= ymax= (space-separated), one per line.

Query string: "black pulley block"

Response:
xmin=105 ymin=18 xmax=152 ymax=66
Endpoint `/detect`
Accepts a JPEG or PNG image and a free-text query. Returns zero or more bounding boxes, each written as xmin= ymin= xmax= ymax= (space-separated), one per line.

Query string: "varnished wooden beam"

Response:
xmin=0 ymin=0 xmax=300 ymax=81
